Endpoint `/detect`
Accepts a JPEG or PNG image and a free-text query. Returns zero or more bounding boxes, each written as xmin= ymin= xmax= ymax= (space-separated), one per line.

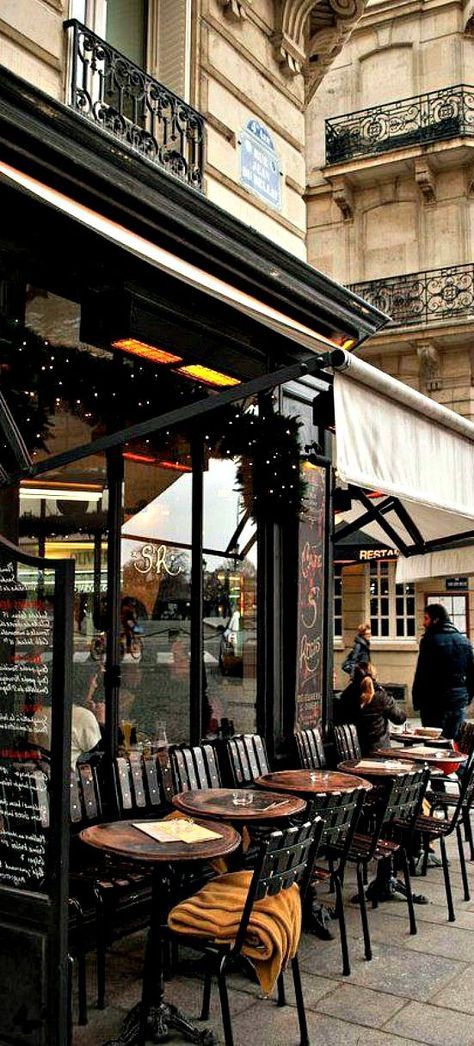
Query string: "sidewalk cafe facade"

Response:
xmin=2 ymin=63 xmax=474 ymax=1045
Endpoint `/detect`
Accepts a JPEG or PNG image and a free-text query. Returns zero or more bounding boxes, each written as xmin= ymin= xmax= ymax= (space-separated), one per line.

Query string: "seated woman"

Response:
xmin=338 ymin=662 xmax=406 ymax=755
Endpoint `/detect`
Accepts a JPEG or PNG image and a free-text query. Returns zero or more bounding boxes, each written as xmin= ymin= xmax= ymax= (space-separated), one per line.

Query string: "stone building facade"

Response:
xmin=306 ymin=0 xmax=474 ymax=699
xmin=0 ymin=0 xmax=367 ymax=258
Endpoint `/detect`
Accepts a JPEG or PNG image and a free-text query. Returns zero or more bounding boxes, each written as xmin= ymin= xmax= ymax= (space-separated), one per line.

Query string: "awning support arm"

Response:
xmin=0 ymin=389 xmax=33 ymax=474
xmin=355 ymin=489 xmax=410 ymax=557
xmin=389 ymin=498 xmax=426 ymax=554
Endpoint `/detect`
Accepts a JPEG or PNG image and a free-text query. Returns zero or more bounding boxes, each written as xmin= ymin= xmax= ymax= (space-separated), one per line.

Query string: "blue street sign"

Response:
xmin=239 ymin=118 xmax=282 ymax=211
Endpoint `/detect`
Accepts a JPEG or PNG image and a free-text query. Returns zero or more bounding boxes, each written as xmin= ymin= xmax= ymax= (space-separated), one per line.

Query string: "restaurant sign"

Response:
xmin=239 ymin=119 xmax=282 ymax=211
xmin=446 ymin=576 xmax=468 ymax=591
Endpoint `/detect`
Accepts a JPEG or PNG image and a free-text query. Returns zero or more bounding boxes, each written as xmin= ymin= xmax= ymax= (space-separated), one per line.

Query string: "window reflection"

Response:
xmin=203 ymin=458 xmax=257 ymax=737
xmin=121 ymin=446 xmax=192 ymax=744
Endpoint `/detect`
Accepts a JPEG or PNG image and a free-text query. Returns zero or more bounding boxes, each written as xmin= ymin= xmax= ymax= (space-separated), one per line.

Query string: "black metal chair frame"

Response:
xmin=166 ymin=817 xmax=324 ymax=1046
xmin=226 ymin=733 xmax=270 ymax=787
xmin=415 ymin=753 xmax=474 ymax=921
xmin=307 ymin=785 xmax=366 ymax=976
xmin=333 ymin=724 xmax=362 ymax=763
xmin=295 ymin=727 xmax=327 ymax=770
xmin=348 ymin=768 xmax=430 ymax=962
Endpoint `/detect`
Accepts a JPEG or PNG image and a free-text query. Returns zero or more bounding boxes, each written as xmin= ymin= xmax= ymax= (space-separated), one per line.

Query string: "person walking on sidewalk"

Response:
xmin=341 ymin=622 xmax=371 ymax=679
xmin=412 ymin=603 xmax=474 ymax=740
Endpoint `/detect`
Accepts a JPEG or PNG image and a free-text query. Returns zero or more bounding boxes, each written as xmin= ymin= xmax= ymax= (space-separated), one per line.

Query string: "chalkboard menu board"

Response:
xmin=0 ymin=557 xmax=53 ymax=890
xmin=0 ymin=538 xmax=73 ymax=1045
xmin=295 ymin=464 xmax=326 ymax=730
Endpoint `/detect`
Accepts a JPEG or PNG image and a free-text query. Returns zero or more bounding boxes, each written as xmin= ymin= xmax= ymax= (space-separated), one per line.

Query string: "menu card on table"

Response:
xmin=133 ymin=820 xmax=222 ymax=844
xmin=355 ymin=759 xmax=407 ymax=771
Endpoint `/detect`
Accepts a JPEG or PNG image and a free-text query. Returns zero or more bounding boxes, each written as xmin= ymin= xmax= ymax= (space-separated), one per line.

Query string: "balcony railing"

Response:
xmin=349 ymin=264 xmax=474 ymax=328
xmin=326 ymin=85 xmax=474 ymax=165
xmin=64 ymin=20 xmax=205 ymax=191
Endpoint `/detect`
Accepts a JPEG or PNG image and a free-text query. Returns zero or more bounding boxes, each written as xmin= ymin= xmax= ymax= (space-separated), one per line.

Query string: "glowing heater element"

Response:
xmin=20 ymin=482 xmax=102 ymax=501
xmin=176 ymin=365 xmax=241 ymax=388
xmin=123 ymin=452 xmax=191 ymax=472
xmin=112 ymin=338 xmax=182 ymax=365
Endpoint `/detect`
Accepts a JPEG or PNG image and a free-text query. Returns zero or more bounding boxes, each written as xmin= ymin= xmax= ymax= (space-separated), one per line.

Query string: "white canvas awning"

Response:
xmin=331 ymin=350 xmax=474 ymax=582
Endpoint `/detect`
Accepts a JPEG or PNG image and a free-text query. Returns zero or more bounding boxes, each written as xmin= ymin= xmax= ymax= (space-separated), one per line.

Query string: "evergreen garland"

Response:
xmin=205 ymin=404 xmax=306 ymax=525
xmin=0 ymin=315 xmax=306 ymax=525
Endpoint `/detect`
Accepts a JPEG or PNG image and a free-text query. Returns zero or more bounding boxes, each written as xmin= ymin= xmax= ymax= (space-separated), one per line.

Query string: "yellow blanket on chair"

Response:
xmin=168 ymin=870 xmax=301 ymax=995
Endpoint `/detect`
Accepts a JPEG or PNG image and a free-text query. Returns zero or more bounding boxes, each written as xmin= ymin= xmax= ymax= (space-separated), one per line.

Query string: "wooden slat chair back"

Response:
xmin=70 ymin=759 xmax=103 ymax=826
xmin=226 ymin=733 xmax=269 ymax=786
xmin=333 ymin=724 xmax=361 ymax=763
xmin=113 ymin=753 xmax=168 ymax=817
xmin=169 ymin=743 xmax=222 ymax=793
xmin=166 ymin=816 xmax=324 ymax=1046
xmin=295 ymin=727 xmax=326 ymax=770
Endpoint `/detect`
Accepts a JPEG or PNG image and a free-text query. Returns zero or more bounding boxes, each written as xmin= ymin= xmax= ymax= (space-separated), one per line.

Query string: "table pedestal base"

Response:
xmin=103 ymin=1001 xmax=219 ymax=1046
xmin=352 ymin=876 xmax=428 ymax=906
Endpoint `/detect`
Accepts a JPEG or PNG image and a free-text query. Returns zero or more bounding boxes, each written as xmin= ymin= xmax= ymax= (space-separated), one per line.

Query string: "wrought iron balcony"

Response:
xmin=64 ymin=20 xmax=205 ymax=191
xmin=326 ymin=85 xmax=474 ymax=165
xmin=349 ymin=264 xmax=474 ymax=328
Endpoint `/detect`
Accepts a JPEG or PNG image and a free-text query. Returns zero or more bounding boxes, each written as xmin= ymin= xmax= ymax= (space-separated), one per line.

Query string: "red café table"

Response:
xmin=81 ymin=818 xmax=240 ymax=1046
xmin=375 ymin=747 xmax=467 ymax=776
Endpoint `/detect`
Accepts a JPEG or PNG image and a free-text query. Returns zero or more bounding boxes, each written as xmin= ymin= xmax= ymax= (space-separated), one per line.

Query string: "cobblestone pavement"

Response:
xmin=73 ymin=824 xmax=474 ymax=1046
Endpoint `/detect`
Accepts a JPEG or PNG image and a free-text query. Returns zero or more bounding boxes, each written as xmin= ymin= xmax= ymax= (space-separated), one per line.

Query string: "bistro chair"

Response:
xmin=332 ymin=724 xmax=361 ymax=763
xmin=307 ymin=785 xmax=366 ymax=976
xmin=295 ymin=727 xmax=327 ymax=770
xmin=71 ymin=752 xmax=173 ymax=1015
xmin=347 ymin=768 xmax=429 ymax=962
xmin=169 ymin=742 xmax=222 ymax=792
xmin=412 ymin=754 xmax=474 ymax=921
xmin=166 ymin=817 xmax=324 ymax=1046
xmin=226 ymin=733 xmax=270 ymax=787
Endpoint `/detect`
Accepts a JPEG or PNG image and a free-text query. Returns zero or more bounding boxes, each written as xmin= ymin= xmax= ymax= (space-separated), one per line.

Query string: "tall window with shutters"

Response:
xmin=69 ymin=0 xmax=192 ymax=101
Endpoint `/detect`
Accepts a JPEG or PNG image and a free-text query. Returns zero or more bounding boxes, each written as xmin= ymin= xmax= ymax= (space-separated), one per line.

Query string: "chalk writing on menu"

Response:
xmin=0 ymin=561 xmax=51 ymax=889
xmin=295 ymin=466 xmax=326 ymax=730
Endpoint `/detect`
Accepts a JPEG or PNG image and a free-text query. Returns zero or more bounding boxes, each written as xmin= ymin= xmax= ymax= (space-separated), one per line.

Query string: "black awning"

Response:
xmin=334 ymin=524 xmax=399 ymax=564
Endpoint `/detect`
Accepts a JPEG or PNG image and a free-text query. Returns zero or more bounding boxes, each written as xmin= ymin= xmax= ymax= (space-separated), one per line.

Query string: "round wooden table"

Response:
xmin=172 ymin=787 xmax=306 ymax=820
xmin=255 ymin=768 xmax=372 ymax=794
xmin=81 ymin=819 xmax=240 ymax=1046
xmin=338 ymin=757 xmax=419 ymax=779
xmin=390 ymin=730 xmax=450 ymax=748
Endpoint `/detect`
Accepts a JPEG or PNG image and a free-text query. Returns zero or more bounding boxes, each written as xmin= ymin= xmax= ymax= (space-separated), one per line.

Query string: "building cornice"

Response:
xmin=271 ymin=1 xmax=368 ymax=105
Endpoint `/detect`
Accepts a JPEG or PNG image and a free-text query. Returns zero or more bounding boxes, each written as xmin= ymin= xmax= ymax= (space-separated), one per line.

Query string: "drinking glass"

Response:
xmin=120 ymin=719 xmax=135 ymax=751
xmin=232 ymin=790 xmax=253 ymax=806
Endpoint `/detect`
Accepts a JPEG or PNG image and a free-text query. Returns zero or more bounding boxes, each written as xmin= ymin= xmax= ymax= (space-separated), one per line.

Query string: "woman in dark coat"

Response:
xmin=412 ymin=603 xmax=474 ymax=740
xmin=337 ymin=662 xmax=406 ymax=755
xmin=342 ymin=623 xmax=371 ymax=679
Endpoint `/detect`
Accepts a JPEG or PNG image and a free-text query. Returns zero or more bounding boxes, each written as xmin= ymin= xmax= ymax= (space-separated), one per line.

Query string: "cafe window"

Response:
xmin=334 ymin=564 xmax=343 ymax=639
xmin=203 ymin=457 xmax=257 ymax=738
xmin=369 ymin=562 xmax=415 ymax=638
xmin=120 ymin=437 xmax=193 ymax=745
xmin=426 ymin=594 xmax=468 ymax=635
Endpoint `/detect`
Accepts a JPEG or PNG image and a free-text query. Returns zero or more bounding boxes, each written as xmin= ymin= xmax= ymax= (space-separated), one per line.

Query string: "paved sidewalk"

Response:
xmin=73 ymin=829 xmax=474 ymax=1046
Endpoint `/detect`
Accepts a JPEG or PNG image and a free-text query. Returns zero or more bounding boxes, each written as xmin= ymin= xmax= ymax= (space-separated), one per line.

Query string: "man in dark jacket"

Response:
xmin=412 ymin=604 xmax=474 ymax=739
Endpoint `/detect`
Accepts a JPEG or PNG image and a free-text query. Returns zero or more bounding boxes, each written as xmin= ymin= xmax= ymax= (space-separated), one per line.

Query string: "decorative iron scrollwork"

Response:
xmin=65 ymin=20 xmax=205 ymax=192
xmin=349 ymin=264 xmax=474 ymax=328
xmin=326 ymin=85 xmax=474 ymax=165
